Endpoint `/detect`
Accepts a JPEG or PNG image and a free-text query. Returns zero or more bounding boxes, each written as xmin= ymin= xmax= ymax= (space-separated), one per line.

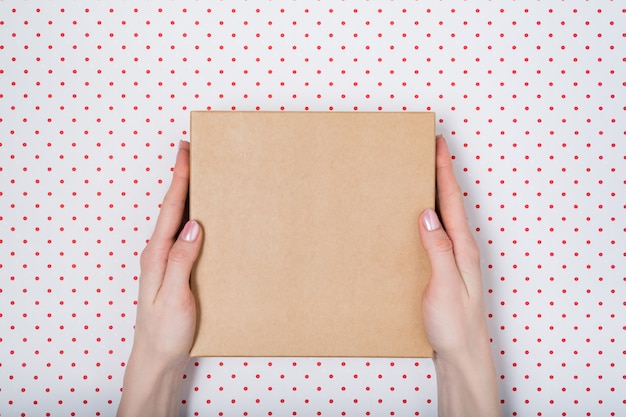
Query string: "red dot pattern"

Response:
xmin=0 ymin=2 xmax=624 ymax=416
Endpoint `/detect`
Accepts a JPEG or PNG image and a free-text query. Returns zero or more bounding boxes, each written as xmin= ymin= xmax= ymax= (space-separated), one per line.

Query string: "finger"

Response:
xmin=435 ymin=135 xmax=472 ymax=239
xmin=419 ymin=208 xmax=468 ymax=296
xmin=139 ymin=141 xmax=191 ymax=300
xmin=434 ymin=135 xmax=482 ymax=292
xmin=151 ymin=141 xmax=192 ymax=245
xmin=160 ymin=220 xmax=203 ymax=297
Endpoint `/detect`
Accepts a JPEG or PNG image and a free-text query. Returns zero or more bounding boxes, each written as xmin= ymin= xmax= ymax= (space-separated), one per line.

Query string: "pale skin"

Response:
xmin=117 ymin=136 xmax=501 ymax=417
xmin=420 ymin=136 xmax=501 ymax=416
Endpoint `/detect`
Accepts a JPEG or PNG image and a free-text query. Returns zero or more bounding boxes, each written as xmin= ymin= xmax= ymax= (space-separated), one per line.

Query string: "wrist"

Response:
xmin=433 ymin=343 xmax=501 ymax=417
xmin=117 ymin=348 xmax=190 ymax=417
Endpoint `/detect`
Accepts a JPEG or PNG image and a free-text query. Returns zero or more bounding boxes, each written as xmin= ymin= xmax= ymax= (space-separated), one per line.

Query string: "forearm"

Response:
xmin=433 ymin=347 xmax=501 ymax=417
xmin=117 ymin=350 xmax=189 ymax=417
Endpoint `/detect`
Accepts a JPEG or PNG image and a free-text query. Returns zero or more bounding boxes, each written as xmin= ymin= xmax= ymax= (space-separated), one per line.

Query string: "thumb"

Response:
xmin=418 ymin=209 xmax=463 ymax=289
xmin=161 ymin=220 xmax=203 ymax=295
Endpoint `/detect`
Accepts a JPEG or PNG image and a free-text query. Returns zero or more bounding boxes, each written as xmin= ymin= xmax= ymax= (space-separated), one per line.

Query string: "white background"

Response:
xmin=1 ymin=1 xmax=624 ymax=415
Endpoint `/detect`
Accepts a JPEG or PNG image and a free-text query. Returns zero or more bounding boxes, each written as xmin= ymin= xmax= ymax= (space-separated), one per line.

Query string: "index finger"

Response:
xmin=151 ymin=140 xmax=191 ymax=245
xmin=435 ymin=136 xmax=482 ymax=290
xmin=139 ymin=141 xmax=191 ymax=299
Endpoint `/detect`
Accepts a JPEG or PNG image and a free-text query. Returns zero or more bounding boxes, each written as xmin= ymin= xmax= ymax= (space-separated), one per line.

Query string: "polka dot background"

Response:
xmin=1 ymin=1 xmax=623 ymax=415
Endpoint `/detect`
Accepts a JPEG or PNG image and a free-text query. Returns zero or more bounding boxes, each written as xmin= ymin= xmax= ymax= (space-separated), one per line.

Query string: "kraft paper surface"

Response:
xmin=190 ymin=111 xmax=435 ymax=357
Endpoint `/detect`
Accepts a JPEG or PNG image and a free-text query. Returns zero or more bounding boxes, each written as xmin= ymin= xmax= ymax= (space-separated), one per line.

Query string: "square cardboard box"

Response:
xmin=190 ymin=111 xmax=435 ymax=357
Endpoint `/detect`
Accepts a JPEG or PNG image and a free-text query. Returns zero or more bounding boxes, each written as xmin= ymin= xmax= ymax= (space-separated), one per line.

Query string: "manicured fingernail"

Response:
xmin=423 ymin=209 xmax=441 ymax=231
xmin=181 ymin=220 xmax=200 ymax=242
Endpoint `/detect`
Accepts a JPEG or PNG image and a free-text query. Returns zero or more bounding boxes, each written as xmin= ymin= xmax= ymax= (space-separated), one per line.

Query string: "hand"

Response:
xmin=117 ymin=140 xmax=203 ymax=417
xmin=418 ymin=135 xmax=501 ymax=417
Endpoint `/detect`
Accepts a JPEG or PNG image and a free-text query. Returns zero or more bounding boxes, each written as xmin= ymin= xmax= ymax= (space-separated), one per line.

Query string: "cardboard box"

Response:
xmin=189 ymin=111 xmax=435 ymax=357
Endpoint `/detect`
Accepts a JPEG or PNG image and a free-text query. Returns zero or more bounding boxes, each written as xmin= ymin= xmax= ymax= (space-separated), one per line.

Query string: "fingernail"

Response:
xmin=181 ymin=220 xmax=200 ymax=242
xmin=423 ymin=209 xmax=441 ymax=231
xmin=178 ymin=140 xmax=189 ymax=151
